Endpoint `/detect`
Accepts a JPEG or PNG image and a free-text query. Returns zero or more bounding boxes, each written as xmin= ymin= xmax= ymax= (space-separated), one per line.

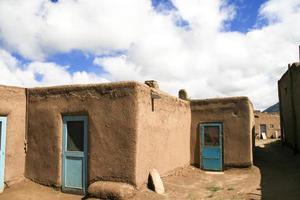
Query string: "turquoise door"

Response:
xmin=62 ymin=116 xmax=88 ymax=194
xmin=200 ymin=123 xmax=223 ymax=171
xmin=0 ymin=117 xmax=7 ymax=193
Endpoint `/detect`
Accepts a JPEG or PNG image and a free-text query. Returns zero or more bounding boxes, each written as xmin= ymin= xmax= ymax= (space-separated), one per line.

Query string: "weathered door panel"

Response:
xmin=62 ymin=116 xmax=88 ymax=194
xmin=200 ymin=123 xmax=223 ymax=171
xmin=0 ymin=117 xmax=7 ymax=193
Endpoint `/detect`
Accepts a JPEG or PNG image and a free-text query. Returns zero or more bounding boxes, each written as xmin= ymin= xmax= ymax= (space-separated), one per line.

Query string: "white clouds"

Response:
xmin=0 ymin=0 xmax=151 ymax=60
xmin=259 ymin=0 xmax=300 ymax=23
xmin=0 ymin=48 xmax=107 ymax=87
xmin=0 ymin=0 xmax=300 ymax=109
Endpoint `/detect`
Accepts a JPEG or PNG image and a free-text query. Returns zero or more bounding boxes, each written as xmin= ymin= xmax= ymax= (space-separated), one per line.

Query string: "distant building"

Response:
xmin=278 ymin=62 xmax=300 ymax=152
xmin=254 ymin=111 xmax=281 ymax=139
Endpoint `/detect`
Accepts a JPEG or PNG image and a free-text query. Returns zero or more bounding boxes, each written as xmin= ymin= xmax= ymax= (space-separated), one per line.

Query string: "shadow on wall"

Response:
xmin=191 ymin=124 xmax=201 ymax=167
xmin=254 ymin=140 xmax=300 ymax=200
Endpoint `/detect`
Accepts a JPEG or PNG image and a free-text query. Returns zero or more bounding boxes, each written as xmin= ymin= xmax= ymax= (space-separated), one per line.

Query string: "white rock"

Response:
xmin=148 ymin=168 xmax=165 ymax=194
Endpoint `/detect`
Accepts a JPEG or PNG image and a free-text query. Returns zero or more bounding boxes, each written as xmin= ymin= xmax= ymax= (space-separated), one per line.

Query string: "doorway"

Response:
xmin=0 ymin=117 xmax=7 ymax=193
xmin=260 ymin=124 xmax=267 ymax=139
xmin=62 ymin=116 xmax=88 ymax=194
xmin=200 ymin=123 xmax=223 ymax=171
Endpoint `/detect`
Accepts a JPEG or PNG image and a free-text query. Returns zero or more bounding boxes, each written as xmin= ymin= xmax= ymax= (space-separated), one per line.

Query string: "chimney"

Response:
xmin=145 ymin=80 xmax=159 ymax=90
xmin=178 ymin=89 xmax=188 ymax=100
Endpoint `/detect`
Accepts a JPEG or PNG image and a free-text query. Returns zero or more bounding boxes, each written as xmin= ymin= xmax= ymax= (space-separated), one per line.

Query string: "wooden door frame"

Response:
xmin=62 ymin=115 xmax=88 ymax=194
xmin=0 ymin=117 xmax=7 ymax=193
xmin=199 ymin=122 xmax=223 ymax=171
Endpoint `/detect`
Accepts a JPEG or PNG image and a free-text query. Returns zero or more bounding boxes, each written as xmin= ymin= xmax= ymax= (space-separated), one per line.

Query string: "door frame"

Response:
xmin=0 ymin=117 xmax=7 ymax=193
xmin=62 ymin=115 xmax=88 ymax=194
xmin=259 ymin=124 xmax=267 ymax=139
xmin=199 ymin=122 xmax=223 ymax=171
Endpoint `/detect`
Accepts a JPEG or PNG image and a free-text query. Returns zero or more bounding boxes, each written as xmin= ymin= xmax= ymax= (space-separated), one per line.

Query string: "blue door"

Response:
xmin=0 ymin=117 xmax=7 ymax=193
xmin=200 ymin=123 xmax=223 ymax=171
xmin=62 ymin=116 xmax=88 ymax=194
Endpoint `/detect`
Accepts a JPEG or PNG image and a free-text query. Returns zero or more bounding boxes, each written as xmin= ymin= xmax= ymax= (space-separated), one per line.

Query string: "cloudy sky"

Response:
xmin=0 ymin=0 xmax=299 ymax=109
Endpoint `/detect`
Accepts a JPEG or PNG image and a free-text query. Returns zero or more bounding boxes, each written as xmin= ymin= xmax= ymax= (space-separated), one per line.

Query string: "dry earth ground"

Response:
xmin=1 ymin=139 xmax=300 ymax=200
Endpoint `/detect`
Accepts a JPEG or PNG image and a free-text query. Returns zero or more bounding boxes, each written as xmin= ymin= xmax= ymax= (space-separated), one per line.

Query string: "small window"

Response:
xmin=204 ymin=126 xmax=220 ymax=146
xmin=67 ymin=121 xmax=84 ymax=151
xmin=270 ymin=124 xmax=274 ymax=128
xmin=255 ymin=115 xmax=259 ymax=118
xmin=284 ymin=87 xmax=288 ymax=95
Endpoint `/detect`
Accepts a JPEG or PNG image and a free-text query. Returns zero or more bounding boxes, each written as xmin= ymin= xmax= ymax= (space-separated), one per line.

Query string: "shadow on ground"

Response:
xmin=254 ymin=140 xmax=300 ymax=200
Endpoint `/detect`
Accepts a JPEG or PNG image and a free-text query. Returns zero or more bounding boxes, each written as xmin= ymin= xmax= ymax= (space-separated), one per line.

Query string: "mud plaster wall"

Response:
xmin=190 ymin=97 xmax=254 ymax=167
xmin=279 ymin=71 xmax=295 ymax=148
xmin=279 ymin=63 xmax=300 ymax=151
xmin=291 ymin=65 xmax=300 ymax=151
xmin=0 ymin=86 xmax=26 ymax=185
xmin=135 ymin=85 xmax=191 ymax=186
xmin=25 ymin=82 xmax=139 ymax=187
xmin=254 ymin=112 xmax=280 ymax=138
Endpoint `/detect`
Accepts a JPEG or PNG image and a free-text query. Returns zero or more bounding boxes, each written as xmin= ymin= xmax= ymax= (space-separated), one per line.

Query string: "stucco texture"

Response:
xmin=278 ymin=63 xmax=300 ymax=151
xmin=0 ymin=86 xmax=26 ymax=185
xmin=25 ymin=82 xmax=139 ymax=187
xmin=190 ymin=97 xmax=254 ymax=168
xmin=135 ymin=85 xmax=191 ymax=186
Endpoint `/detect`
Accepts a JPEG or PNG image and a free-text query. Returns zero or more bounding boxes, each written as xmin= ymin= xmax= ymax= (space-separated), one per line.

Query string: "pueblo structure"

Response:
xmin=254 ymin=111 xmax=281 ymax=139
xmin=278 ymin=62 xmax=300 ymax=153
xmin=0 ymin=80 xmax=254 ymax=195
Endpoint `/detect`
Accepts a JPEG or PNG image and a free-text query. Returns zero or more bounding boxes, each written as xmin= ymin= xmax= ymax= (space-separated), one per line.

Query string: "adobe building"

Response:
xmin=278 ymin=62 xmax=300 ymax=152
xmin=190 ymin=97 xmax=254 ymax=169
xmin=0 ymin=86 xmax=26 ymax=192
xmin=254 ymin=111 xmax=281 ymax=139
xmin=0 ymin=81 xmax=254 ymax=195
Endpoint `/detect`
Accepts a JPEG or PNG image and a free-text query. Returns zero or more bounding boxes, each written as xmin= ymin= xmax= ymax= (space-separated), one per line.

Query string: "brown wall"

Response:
xmin=254 ymin=111 xmax=281 ymax=139
xmin=135 ymin=85 xmax=191 ymax=186
xmin=293 ymin=64 xmax=300 ymax=151
xmin=0 ymin=86 xmax=26 ymax=185
xmin=279 ymin=63 xmax=300 ymax=151
xmin=190 ymin=97 xmax=254 ymax=167
xmin=25 ymin=82 xmax=139 ymax=187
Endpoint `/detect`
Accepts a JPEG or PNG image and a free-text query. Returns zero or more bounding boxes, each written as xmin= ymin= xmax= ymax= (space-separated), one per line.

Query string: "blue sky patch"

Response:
xmin=11 ymin=52 xmax=31 ymax=70
xmin=151 ymin=0 xmax=177 ymax=11
xmin=35 ymin=73 xmax=44 ymax=82
xmin=47 ymin=50 xmax=106 ymax=74
xmin=151 ymin=0 xmax=190 ymax=29
xmin=227 ymin=0 xmax=268 ymax=32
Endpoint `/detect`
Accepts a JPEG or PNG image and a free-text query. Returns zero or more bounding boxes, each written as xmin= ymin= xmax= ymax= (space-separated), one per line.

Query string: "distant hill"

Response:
xmin=263 ymin=103 xmax=279 ymax=113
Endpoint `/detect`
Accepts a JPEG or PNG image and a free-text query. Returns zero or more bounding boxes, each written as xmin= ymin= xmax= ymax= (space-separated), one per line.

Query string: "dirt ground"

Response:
xmin=1 ymin=139 xmax=300 ymax=200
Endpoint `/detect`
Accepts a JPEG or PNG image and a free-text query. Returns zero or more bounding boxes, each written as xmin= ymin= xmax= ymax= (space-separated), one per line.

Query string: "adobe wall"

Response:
xmin=25 ymin=82 xmax=139 ymax=187
xmin=254 ymin=111 xmax=281 ymax=139
xmin=278 ymin=63 xmax=300 ymax=151
xmin=278 ymin=70 xmax=295 ymax=147
xmin=135 ymin=84 xmax=191 ymax=186
xmin=190 ymin=97 xmax=254 ymax=167
xmin=291 ymin=63 xmax=300 ymax=151
xmin=0 ymin=86 xmax=26 ymax=185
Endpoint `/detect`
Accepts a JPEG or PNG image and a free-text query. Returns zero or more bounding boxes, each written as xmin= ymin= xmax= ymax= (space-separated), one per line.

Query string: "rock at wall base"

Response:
xmin=88 ymin=181 xmax=135 ymax=200
xmin=148 ymin=169 xmax=165 ymax=194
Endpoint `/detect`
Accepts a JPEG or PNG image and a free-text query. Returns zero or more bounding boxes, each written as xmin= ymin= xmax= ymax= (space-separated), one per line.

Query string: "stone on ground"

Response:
xmin=87 ymin=181 xmax=135 ymax=200
xmin=148 ymin=168 xmax=165 ymax=194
